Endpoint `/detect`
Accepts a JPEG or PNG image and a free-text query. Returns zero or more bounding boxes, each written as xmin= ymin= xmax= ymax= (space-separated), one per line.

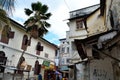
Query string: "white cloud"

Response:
xmin=11 ymin=0 xmax=100 ymax=44
xmin=66 ymin=0 xmax=100 ymax=11
xmin=11 ymin=2 xmax=29 ymax=25
xmin=12 ymin=0 xmax=69 ymax=39
xmin=48 ymin=3 xmax=69 ymax=39
xmin=47 ymin=0 xmax=100 ymax=39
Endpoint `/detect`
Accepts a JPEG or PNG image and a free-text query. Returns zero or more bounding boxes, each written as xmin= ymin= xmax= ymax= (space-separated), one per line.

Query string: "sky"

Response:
xmin=11 ymin=0 xmax=100 ymax=45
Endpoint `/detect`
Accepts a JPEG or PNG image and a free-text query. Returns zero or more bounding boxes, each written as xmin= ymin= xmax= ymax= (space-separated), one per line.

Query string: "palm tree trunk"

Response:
xmin=16 ymin=36 xmax=32 ymax=73
xmin=16 ymin=50 xmax=25 ymax=69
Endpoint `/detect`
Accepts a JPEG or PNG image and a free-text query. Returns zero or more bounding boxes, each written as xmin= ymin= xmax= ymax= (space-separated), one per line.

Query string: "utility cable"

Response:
xmin=64 ymin=0 xmax=70 ymax=11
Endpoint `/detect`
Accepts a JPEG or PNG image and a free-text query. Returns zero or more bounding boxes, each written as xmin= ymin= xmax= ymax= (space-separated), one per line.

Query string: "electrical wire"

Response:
xmin=64 ymin=0 xmax=70 ymax=11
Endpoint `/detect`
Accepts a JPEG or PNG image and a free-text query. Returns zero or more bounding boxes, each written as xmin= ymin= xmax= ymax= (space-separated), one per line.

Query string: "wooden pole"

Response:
xmin=92 ymin=47 xmax=120 ymax=62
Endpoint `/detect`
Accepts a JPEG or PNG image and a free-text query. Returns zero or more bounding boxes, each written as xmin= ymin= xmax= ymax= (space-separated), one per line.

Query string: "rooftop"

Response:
xmin=69 ymin=4 xmax=100 ymax=20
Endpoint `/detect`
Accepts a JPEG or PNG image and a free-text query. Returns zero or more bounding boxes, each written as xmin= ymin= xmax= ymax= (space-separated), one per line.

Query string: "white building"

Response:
xmin=59 ymin=38 xmax=70 ymax=65
xmin=0 ymin=19 xmax=58 ymax=80
xmin=58 ymin=38 xmax=70 ymax=78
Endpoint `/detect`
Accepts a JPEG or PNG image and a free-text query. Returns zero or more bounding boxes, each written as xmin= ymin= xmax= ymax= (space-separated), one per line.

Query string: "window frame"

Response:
xmin=76 ymin=20 xmax=83 ymax=30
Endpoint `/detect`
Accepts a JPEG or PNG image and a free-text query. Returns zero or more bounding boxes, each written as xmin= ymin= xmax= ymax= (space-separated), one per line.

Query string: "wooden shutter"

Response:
xmin=0 ymin=25 xmax=10 ymax=44
xmin=21 ymin=35 xmax=28 ymax=51
xmin=9 ymin=31 xmax=15 ymax=38
xmin=34 ymin=60 xmax=41 ymax=75
xmin=36 ymin=42 xmax=44 ymax=55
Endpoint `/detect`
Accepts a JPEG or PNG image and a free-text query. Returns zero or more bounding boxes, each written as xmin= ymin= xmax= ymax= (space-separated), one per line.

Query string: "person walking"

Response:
xmin=59 ymin=74 xmax=62 ymax=80
xmin=38 ymin=73 xmax=42 ymax=80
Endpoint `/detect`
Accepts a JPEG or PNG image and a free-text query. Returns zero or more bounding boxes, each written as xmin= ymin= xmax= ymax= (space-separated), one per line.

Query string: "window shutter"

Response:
xmin=9 ymin=31 xmax=15 ymax=38
xmin=40 ymin=46 xmax=43 ymax=51
xmin=36 ymin=42 xmax=41 ymax=51
xmin=34 ymin=60 xmax=41 ymax=75
xmin=36 ymin=42 xmax=44 ymax=55
xmin=21 ymin=35 xmax=28 ymax=51
xmin=0 ymin=25 xmax=10 ymax=44
xmin=36 ymin=50 xmax=40 ymax=55
xmin=0 ymin=51 xmax=7 ymax=72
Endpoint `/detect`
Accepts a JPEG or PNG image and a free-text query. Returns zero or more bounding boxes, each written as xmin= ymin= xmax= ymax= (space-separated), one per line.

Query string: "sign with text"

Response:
xmin=42 ymin=60 xmax=50 ymax=67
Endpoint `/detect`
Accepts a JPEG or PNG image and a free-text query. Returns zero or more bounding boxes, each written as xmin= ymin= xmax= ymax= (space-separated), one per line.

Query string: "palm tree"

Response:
xmin=0 ymin=0 xmax=15 ymax=27
xmin=0 ymin=0 xmax=15 ymax=13
xmin=0 ymin=9 xmax=10 ymax=27
xmin=24 ymin=1 xmax=52 ymax=38
xmin=16 ymin=1 xmax=52 ymax=71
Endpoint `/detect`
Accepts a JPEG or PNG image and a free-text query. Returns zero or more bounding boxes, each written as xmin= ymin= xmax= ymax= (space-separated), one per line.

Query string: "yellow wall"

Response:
xmin=87 ymin=9 xmax=107 ymax=36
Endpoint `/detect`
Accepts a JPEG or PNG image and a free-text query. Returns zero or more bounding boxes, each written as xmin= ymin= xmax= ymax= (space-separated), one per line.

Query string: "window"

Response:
xmin=36 ymin=42 xmax=41 ymax=51
xmin=0 ymin=25 xmax=11 ymax=44
xmin=66 ymin=58 xmax=70 ymax=63
xmin=34 ymin=60 xmax=41 ymax=75
xmin=45 ymin=53 xmax=48 ymax=58
xmin=61 ymin=58 xmax=65 ymax=64
xmin=21 ymin=35 xmax=28 ymax=51
xmin=0 ymin=51 xmax=7 ymax=72
xmin=61 ymin=47 xmax=65 ymax=53
xmin=36 ymin=42 xmax=44 ymax=55
xmin=55 ymin=50 xmax=58 ymax=56
xmin=67 ymin=47 xmax=69 ymax=53
xmin=76 ymin=20 xmax=83 ymax=29
xmin=9 ymin=31 xmax=15 ymax=39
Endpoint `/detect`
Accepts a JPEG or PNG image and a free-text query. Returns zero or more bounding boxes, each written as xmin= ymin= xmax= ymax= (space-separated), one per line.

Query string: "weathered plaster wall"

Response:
xmin=87 ymin=9 xmax=107 ymax=36
xmin=90 ymin=59 xmax=113 ymax=80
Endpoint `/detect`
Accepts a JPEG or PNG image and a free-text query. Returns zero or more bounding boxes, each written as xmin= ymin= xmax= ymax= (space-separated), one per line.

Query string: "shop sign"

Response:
xmin=42 ymin=60 xmax=50 ymax=67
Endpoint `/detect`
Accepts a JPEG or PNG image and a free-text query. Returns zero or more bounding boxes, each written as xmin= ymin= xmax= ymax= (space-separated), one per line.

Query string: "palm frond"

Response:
xmin=26 ymin=26 xmax=32 ymax=32
xmin=38 ymin=27 xmax=48 ymax=37
xmin=24 ymin=8 xmax=33 ymax=16
xmin=32 ymin=2 xmax=42 ymax=11
xmin=41 ymin=13 xmax=52 ymax=20
xmin=0 ymin=0 xmax=15 ymax=14
xmin=24 ymin=1 xmax=51 ymax=38
xmin=45 ymin=13 xmax=52 ymax=18
xmin=39 ymin=21 xmax=50 ymax=29
xmin=0 ymin=9 xmax=10 ymax=25
xmin=40 ymin=4 xmax=48 ymax=14
xmin=31 ymin=3 xmax=37 ymax=11
xmin=44 ymin=21 xmax=51 ymax=28
xmin=24 ymin=17 xmax=35 ymax=26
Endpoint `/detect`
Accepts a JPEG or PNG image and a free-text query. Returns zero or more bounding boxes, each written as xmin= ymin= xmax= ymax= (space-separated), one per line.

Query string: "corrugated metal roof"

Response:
xmin=69 ymin=4 xmax=100 ymax=20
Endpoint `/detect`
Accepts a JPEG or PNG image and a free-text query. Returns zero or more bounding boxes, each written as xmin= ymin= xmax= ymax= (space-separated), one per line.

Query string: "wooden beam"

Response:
xmin=93 ymin=47 xmax=120 ymax=62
